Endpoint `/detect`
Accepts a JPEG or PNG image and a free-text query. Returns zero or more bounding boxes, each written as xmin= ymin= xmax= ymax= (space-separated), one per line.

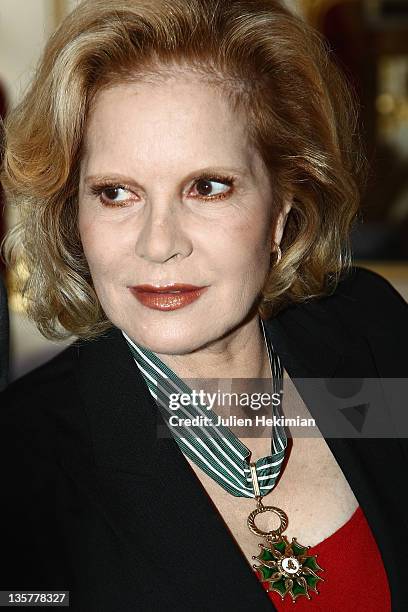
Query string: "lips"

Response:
xmin=129 ymin=283 xmax=208 ymax=311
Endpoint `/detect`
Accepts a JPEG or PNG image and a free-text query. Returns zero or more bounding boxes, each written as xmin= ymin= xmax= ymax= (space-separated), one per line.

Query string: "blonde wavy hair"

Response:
xmin=1 ymin=0 xmax=366 ymax=340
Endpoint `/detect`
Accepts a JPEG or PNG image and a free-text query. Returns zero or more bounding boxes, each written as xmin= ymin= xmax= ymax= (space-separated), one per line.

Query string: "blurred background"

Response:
xmin=0 ymin=0 xmax=407 ymax=381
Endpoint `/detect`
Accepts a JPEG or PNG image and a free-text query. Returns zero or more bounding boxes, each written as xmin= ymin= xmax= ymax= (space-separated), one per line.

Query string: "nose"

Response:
xmin=134 ymin=198 xmax=193 ymax=264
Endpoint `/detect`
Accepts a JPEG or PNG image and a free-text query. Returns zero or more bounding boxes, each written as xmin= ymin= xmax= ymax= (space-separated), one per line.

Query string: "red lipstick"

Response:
xmin=129 ymin=283 xmax=208 ymax=311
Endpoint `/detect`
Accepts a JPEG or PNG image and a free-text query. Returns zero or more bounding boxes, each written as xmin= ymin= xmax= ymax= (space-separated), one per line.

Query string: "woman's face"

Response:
xmin=78 ymin=72 xmax=289 ymax=354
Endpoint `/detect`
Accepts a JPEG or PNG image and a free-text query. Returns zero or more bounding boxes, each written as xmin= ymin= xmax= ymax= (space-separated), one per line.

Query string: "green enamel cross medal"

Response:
xmin=247 ymin=464 xmax=324 ymax=603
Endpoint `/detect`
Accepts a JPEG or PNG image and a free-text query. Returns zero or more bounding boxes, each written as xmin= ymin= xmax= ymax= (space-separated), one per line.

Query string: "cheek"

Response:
xmin=78 ymin=208 xmax=96 ymax=262
xmin=79 ymin=213 xmax=122 ymax=278
xmin=217 ymin=214 xmax=271 ymax=281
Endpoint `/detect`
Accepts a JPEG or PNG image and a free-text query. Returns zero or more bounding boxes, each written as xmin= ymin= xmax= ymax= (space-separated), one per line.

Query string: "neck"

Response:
xmin=155 ymin=315 xmax=271 ymax=380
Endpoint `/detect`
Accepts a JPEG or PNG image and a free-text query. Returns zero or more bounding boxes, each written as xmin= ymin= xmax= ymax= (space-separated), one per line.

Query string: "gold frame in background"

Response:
xmin=5 ymin=0 xmax=71 ymax=312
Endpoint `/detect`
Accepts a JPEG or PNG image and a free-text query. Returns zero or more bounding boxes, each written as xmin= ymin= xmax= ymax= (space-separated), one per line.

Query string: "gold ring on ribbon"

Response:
xmin=247 ymin=502 xmax=288 ymax=539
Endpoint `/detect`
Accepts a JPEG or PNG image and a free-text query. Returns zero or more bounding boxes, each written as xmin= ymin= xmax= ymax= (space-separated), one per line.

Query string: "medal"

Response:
xmin=248 ymin=463 xmax=324 ymax=602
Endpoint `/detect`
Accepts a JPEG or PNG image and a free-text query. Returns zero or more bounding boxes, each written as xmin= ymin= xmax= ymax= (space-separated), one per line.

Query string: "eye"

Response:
xmin=90 ymin=184 xmax=135 ymax=207
xmin=102 ymin=187 xmax=129 ymax=202
xmin=189 ymin=176 xmax=234 ymax=200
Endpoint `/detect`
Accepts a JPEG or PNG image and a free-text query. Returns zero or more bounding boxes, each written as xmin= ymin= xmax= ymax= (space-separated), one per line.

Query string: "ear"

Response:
xmin=272 ymin=193 xmax=293 ymax=247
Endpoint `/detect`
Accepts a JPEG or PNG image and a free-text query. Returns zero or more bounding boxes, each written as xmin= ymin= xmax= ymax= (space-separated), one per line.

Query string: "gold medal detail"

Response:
xmin=248 ymin=499 xmax=324 ymax=602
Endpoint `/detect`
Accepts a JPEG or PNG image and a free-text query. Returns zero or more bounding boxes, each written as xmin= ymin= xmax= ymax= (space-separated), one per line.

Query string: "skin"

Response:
xmin=78 ymin=70 xmax=291 ymax=378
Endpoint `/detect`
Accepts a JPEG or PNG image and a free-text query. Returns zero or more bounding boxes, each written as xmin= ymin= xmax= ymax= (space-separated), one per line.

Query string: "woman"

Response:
xmin=1 ymin=0 xmax=407 ymax=610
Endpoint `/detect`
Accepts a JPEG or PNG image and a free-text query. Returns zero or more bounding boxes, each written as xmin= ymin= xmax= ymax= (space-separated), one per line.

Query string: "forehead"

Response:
xmin=81 ymin=73 xmax=257 ymax=175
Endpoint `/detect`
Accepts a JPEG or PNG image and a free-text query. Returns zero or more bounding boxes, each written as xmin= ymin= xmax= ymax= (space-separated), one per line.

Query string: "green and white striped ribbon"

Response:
xmin=123 ymin=320 xmax=286 ymax=498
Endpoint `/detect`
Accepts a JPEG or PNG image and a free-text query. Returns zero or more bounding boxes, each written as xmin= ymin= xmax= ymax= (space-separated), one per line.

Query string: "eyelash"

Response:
xmin=89 ymin=174 xmax=236 ymax=208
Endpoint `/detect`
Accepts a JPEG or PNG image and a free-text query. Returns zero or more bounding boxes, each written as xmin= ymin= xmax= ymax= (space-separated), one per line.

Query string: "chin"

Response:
xmin=124 ymin=318 xmax=231 ymax=356
xmin=121 ymin=321 xmax=202 ymax=354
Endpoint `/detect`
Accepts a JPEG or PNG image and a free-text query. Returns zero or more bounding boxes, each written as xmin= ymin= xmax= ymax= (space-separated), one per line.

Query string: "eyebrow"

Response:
xmin=83 ymin=174 xmax=143 ymax=188
xmin=83 ymin=166 xmax=254 ymax=187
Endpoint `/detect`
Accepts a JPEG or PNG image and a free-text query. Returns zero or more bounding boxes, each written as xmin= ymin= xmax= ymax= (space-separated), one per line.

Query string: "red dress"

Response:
xmin=257 ymin=506 xmax=391 ymax=611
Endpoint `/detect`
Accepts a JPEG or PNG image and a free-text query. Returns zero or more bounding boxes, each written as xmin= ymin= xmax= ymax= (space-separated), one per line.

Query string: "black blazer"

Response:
xmin=1 ymin=266 xmax=408 ymax=611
